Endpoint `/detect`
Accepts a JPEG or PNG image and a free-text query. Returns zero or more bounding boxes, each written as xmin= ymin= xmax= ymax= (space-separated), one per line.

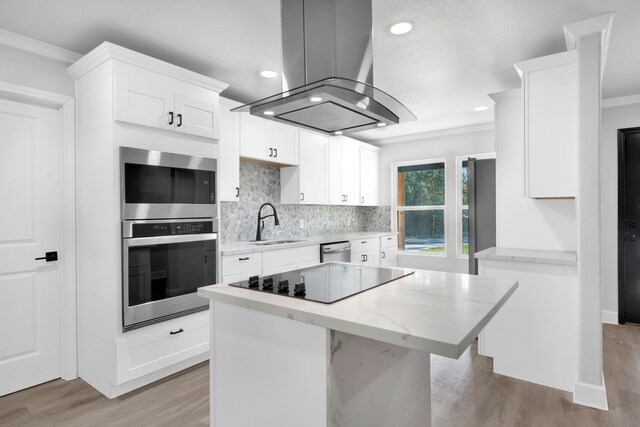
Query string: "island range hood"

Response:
xmin=232 ymin=0 xmax=416 ymax=135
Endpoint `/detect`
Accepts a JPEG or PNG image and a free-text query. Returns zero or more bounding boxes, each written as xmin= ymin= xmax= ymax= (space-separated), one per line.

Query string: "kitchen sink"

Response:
xmin=251 ymin=239 xmax=306 ymax=246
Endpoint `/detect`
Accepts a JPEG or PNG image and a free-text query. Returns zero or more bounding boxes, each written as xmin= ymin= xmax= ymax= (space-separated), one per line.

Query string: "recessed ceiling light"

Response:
xmin=389 ymin=21 xmax=413 ymax=35
xmin=263 ymin=111 xmax=275 ymax=116
xmin=310 ymin=96 xmax=323 ymax=102
xmin=474 ymin=106 xmax=489 ymax=111
xmin=260 ymin=70 xmax=278 ymax=78
xmin=377 ymin=122 xmax=387 ymax=127
xmin=334 ymin=131 xmax=343 ymax=135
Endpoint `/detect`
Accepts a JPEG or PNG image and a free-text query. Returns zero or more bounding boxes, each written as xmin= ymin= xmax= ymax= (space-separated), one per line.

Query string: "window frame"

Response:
xmin=455 ymin=152 xmax=496 ymax=258
xmin=391 ymin=158 xmax=447 ymax=257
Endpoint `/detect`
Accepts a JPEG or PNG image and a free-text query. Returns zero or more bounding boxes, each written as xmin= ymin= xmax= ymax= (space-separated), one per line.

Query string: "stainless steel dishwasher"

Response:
xmin=320 ymin=241 xmax=351 ymax=263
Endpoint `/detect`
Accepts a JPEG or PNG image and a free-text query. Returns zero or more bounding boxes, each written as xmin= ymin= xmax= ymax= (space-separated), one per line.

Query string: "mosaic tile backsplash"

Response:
xmin=220 ymin=162 xmax=391 ymax=242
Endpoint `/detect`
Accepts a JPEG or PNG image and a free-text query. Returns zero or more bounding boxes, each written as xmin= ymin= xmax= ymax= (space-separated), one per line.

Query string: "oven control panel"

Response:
xmin=130 ymin=221 xmax=214 ymax=237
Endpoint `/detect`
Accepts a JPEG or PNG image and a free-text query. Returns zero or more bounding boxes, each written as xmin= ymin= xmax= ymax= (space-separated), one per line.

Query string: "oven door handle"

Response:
xmin=124 ymin=233 xmax=218 ymax=247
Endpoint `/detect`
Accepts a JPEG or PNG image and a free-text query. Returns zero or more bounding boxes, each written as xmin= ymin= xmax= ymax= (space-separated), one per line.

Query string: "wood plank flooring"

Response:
xmin=1 ymin=324 xmax=638 ymax=426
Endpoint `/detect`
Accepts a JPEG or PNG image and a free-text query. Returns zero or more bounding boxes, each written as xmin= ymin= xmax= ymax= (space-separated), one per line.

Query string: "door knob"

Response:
xmin=35 ymin=251 xmax=58 ymax=262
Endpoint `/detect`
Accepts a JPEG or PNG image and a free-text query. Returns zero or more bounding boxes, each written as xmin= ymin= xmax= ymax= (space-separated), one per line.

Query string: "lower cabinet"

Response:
xmin=221 ymin=245 xmax=320 ymax=281
xmin=222 ymin=252 xmax=262 ymax=283
xmin=351 ymin=250 xmax=379 ymax=266
xmin=115 ymin=310 xmax=209 ymax=385
xmin=380 ymin=234 xmax=398 ymax=267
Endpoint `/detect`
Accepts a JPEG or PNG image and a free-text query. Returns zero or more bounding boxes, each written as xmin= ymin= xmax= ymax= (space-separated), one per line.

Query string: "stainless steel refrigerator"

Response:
xmin=468 ymin=158 xmax=496 ymax=274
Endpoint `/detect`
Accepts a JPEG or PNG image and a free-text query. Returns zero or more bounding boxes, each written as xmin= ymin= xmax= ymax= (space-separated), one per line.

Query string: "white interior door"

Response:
xmin=0 ymin=97 xmax=62 ymax=396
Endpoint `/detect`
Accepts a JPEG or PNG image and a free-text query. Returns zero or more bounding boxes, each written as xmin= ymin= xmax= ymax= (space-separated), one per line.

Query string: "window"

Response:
xmin=393 ymin=159 xmax=446 ymax=255
xmin=456 ymin=153 xmax=495 ymax=257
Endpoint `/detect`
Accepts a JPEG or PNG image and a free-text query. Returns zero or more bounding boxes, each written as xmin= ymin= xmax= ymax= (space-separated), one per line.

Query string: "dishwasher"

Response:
xmin=320 ymin=241 xmax=351 ymax=263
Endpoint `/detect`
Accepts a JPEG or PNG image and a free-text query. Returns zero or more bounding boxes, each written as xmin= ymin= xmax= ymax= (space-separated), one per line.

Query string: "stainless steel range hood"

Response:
xmin=232 ymin=0 xmax=416 ymax=135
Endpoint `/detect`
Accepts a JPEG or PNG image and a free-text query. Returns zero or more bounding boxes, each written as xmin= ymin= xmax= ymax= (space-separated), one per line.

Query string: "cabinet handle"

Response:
xmin=361 ymin=241 xmax=367 ymax=244
xmin=239 ymin=257 xmax=250 ymax=261
xmin=387 ymin=237 xmax=392 ymax=240
xmin=274 ymin=148 xmax=278 ymax=158
xmin=177 ymin=113 xmax=183 ymax=127
xmin=168 ymin=111 xmax=174 ymax=125
xmin=235 ymin=187 xmax=240 ymax=198
xmin=170 ymin=328 xmax=184 ymax=335
xmin=361 ymin=196 xmax=364 ymax=204
xmin=301 ymin=192 xmax=305 ymax=202
xmin=382 ymin=251 xmax=386 ymax=259
xmin=361 ymin=254 xmax=365 ymax=262
xmin=269 ymin=148 xmax=273 ymax=157
xmin=364 ymin=254 xmax=368 ymax=262
xmin=345 ymin=195 xmax=347 ymax=202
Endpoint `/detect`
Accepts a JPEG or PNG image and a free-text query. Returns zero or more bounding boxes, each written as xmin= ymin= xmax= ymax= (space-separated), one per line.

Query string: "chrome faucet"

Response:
xmin=256 ymin=203 xmax=280 ymax=241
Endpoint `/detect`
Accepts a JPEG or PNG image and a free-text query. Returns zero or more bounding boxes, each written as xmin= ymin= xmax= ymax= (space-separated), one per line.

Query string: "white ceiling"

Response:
xmin=0 ymin=0 xmax=638 ymax=144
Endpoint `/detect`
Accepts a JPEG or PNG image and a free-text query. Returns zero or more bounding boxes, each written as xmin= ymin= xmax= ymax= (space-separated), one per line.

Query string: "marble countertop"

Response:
xmin=198 ymin=266 xmax=518 ymax=359
xmin=220 ymin=231 xmax=396 ymax=255
xmin=474 ymin=247 xmax=578 ymax=266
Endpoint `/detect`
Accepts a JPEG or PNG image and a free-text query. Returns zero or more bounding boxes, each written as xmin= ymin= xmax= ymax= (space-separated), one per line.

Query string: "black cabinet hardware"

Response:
xmin=301 ymin=192 xmax=305 ymax=201
xmin=35 ymin=251 xmax=58 ymax=262
xmin=269 ymin=148 xmax=273 ymax=157
xmin=382 ymin=251 xmax=386 ymax=259
xmin=169 ymin=111 xmax=174 ymax=125
xmin=361 ymin=196 xmax=365 ymax=203
xmin=239 ymin=257 xmax=250 ymax=261
xmin=361 ymin=254 xmax=365 ymax=262
xmin=235 ymin=187 xmax=240 ymax=198
xmin=361 ymin=241 xmax=367 ymax=244
xmin=170 ymin=328 xmax=184 ymax=335
xmin=177 ymin=113 xmax=182 ymax=127
xmin=274 ymin=148 xmax=278 ymax=158
xmin=364 ymin=254 xmax=368 ymax=262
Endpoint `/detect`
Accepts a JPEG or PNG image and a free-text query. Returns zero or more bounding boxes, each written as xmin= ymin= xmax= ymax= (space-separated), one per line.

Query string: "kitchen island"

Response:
xmin=198 ymin=265 xmax=518 ymax=427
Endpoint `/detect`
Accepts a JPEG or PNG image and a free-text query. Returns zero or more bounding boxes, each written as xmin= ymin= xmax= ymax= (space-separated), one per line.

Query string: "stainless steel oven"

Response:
xmin=122 ymin=218 xmax=217 ymax=331
xmin=120 ymin=147 xmax=216 ymax=220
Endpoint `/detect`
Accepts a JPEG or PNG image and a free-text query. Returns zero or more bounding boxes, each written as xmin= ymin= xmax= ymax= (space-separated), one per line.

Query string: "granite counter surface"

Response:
xmin=220 ymin=231 xmax=396 ymax=256
xmin=199 ymin=267 xmax=518 ymax=359
xmin=474 ymin=247 xmax=578 ymax=266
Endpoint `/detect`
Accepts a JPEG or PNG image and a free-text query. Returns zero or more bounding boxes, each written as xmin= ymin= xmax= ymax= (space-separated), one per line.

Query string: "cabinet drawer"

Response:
xmin=380 ymin=234 xmax=397 ymax=249
xmin=115 ymin=311 xmax=209 ymax=384
xmin=222 ymin=253 xmax=262 ymax=277
xmin=350 ymin=238 xmax=380 ymax=254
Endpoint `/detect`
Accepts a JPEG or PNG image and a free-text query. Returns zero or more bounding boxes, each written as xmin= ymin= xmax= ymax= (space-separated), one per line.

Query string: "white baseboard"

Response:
xmin=602 ymin=310 xmax=618 ymax=324
xmin=573 ymin=374 xmax=608 ymax=411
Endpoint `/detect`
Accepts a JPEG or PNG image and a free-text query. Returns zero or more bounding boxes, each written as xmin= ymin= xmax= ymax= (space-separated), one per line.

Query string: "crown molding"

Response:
xmin=488 ymin=88 xmax=520 ymax=103
xmin=374 ymin=122 xmax=494 ymax=146
xmin=514 ymin=50 xmax=577 ymax=78
xmin=602 ymin=93 xmax=640 ymax=109
xmin=68 ymin=41 xmax=229 ymax=93
xmin=563 ymin=13 xmax=614 ymax=80
xmin=0 ymin=28 xmax=82 ymax=64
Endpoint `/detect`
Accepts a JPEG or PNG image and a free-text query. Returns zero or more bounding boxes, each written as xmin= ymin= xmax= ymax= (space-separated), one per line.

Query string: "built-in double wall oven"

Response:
xmin=120 ymin=147 xmax=217 ymax=331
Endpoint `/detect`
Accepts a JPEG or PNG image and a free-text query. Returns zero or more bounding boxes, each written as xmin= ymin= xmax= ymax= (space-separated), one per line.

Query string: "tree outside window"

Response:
xmin=395 ymin=160 xmax=446 ymax=255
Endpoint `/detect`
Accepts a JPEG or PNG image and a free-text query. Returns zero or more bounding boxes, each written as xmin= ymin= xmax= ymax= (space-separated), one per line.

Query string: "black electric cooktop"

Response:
xmin=228 ymin=263 xmax=414 ymax=304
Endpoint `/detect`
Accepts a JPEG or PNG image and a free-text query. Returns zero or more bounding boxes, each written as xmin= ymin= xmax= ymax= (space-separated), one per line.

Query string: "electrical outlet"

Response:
xmin=299 ymin=219 xmax=304 ymax=229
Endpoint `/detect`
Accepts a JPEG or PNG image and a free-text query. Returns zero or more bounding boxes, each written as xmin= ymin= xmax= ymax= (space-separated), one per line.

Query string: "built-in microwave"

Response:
xmin=122 ymin=218 xmax=217 ymax=331
xmin=120 ymin=147 xmax=216 ymax=220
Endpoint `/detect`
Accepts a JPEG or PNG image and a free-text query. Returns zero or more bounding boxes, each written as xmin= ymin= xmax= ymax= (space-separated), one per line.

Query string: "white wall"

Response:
xmin=600 ymin=100 xmax=640 ymax=314
xmin=0 ymin=43 xmax=74 ymax=96
xmin=378 ymin=129 xmax=494 ymax=273
xmin=493 ymin=90 xmax=577 ymax=251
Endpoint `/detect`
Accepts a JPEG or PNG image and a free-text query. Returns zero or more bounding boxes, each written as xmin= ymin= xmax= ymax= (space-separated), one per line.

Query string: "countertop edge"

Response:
xmin=474 ymin=247 xmax=578 ymax=266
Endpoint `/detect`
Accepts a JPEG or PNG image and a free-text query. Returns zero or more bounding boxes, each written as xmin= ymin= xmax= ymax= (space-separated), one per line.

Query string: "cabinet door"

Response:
xmin=218 ymin=99 xmax=240 ymax=202
xmin=341 ymin=139 xmax=359 ymax=205
xmin=351 ymin=250 xmax=378 ymax=266
xmin=174 ymin=93 xmax=219 ymax=139
xmin=379 ymin=249 xmax=397 ymax=267
xmin=114 ymin=74 xmax=174 ymax=131
xmin=271 ymin=122 xmax=298 ymax=165
xmin=299 ymin=130 xmax=328 ymax=205
xmin=359 ymin=147 xmax=379 ymax=206
xmin=328 ymin=137 xmax=344 ymax=204
xmin=239 ymin=113 xmax=270 ymax=160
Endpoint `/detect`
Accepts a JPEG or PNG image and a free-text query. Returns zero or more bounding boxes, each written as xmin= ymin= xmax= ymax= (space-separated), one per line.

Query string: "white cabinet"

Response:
xmin=239 ymin=113 xmax=298 ymax=165
xmin=222 ymin=252 xmax=262 ymax=283
xmin=359 ymin=146 xmax=380 ymax=206
xmin=351 ymin=237 xmax=380 ymax=266
xmin=281 ymin=130 xmax=328 ymax=205
xmin=219 ymin=97 xmax=241 ymax=201
xmin=328 ymin=136 xmax=359 ymax=205
xmin=380 ymin=234 xmax=398 ymax=267
xmin=114 ymin=73 xmax=220 ymax=140
xmin=262 ymin=245 xmax=320 ymax=275
xmin=515 ymin=50 xmax=577 ymax=199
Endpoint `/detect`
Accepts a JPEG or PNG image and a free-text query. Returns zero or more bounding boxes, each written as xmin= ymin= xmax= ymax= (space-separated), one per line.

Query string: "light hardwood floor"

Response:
xmin=1 ymin=324 xmax=638 ymax=426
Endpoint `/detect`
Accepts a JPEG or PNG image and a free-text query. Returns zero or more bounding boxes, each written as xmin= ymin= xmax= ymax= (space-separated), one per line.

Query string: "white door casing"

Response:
xmin=0 ymin=81 xmax=77 ymax=393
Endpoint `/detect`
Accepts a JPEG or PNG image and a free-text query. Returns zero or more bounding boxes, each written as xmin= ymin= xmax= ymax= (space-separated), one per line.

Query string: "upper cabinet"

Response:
xmin=219 ymin=97 xmax=241 ymax=202
xmin=359 ymin=145 xmax=380 ymax=206
xmin=515 ymin=50 xmax=577 ymax=199
xmin=328 ymin=136 xmax=359 ymax=205
xmin=281 ymin=130 xmax=328 ymax=205
xmin=239 ymin=113 xmax=298 ymax=166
